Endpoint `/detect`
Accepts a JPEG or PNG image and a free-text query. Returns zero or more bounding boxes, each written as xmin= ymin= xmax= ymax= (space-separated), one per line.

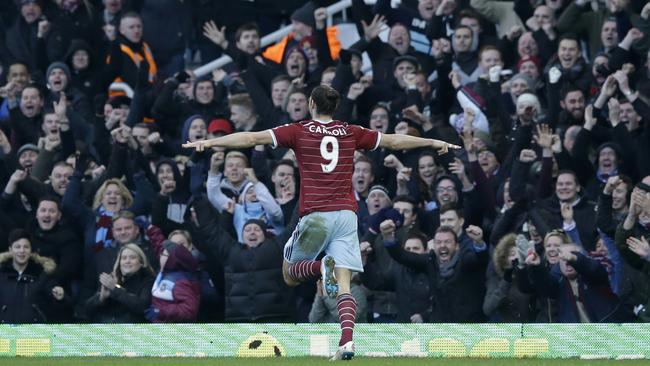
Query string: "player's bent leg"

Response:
xmin=282 ymin=260 xmax=301 ymax=287
xmin=284 ymin=258 xmax=322 ymax=285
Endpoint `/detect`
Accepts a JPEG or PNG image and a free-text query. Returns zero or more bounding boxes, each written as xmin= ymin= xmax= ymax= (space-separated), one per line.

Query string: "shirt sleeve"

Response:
xmin=270 ymin=123 xmax=300 ymax=149
xmin=350 ymin=125 xmax=381 ymax=151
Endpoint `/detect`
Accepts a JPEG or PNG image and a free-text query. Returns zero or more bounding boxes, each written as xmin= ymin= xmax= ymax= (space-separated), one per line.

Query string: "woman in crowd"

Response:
xmin=85 ymin=243 xmax=155 ymax=323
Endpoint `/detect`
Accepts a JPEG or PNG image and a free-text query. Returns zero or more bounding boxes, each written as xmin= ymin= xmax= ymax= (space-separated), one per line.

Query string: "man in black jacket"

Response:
xmin=5 ymin=0 xmax=65 ymax=73
xmin=190 ymin=194 xmax=298 ymax=322
xmin=28 ymin=196 xmax=81 ymax=289
xmin=384 ymin=223 xmax=488 ymax=322
xmin=363 ymin=227 xmax=430 ymax=323
xmin=535 ymin=170 xmax=598 ymax=250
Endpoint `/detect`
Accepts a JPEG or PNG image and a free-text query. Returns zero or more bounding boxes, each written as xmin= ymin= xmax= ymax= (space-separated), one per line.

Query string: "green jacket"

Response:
xmin=557 ymin=3 xmax=649 ymax=57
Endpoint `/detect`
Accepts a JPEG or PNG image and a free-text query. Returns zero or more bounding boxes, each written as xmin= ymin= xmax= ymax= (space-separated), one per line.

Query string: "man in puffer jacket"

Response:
xmin=189 ymin=195 xmax=298 ymax=322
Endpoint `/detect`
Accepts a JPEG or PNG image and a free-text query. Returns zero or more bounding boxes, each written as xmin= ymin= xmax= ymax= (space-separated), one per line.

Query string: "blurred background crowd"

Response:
xmin=1 ymin=0 xmax=650 ymax=324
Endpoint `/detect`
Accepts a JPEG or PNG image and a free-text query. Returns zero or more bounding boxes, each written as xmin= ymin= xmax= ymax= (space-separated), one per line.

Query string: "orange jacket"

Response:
xmin=262 ymin=26 xmax=341 ymax=64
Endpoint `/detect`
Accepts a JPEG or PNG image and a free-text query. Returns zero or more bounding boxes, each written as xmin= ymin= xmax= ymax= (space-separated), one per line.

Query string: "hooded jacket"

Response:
xmin=151 ymin=159 xmax=190 ymax=235
xmin=232 ymin=181 xmax=284 ymax=242
xmin=178 ymin=114 xmax=208 ymax=156
xmin=64 ymin=38 xmax=99 ymax=98
xmin=149 ymin=241 xmax=201 ymax=322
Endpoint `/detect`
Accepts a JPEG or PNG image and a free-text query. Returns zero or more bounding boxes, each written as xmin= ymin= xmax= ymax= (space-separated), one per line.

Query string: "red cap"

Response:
xmin=517 ymin=56 xmax=542 ymax=72
xmin=208 ymin=118 xmax=233 ymax=135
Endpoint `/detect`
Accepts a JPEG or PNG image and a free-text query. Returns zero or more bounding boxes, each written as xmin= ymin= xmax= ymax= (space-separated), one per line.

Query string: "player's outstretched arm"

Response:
xmin=183 ymin=130 xmax=274 ymax=151
xmin=379 ymin=133 xmax=461 ymax=154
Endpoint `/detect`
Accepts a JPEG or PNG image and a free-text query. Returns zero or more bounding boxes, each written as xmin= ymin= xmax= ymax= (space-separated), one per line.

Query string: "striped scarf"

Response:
xmin=94 ymin=207 xmax=114 ymax=252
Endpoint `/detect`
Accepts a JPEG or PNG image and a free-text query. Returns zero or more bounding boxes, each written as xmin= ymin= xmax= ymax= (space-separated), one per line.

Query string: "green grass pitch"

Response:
xmin=4 ymin=358 xmax=649 ymax=366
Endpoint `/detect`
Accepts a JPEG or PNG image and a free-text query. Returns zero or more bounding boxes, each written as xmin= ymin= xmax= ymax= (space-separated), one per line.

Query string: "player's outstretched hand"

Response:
xmin=432 ymin=140 xmax=461 ymax=155
xmin=183 ymin=140 xmax=209 ymax=152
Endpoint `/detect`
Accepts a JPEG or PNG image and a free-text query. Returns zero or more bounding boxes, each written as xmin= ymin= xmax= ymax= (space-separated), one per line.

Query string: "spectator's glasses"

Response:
xmin=436 ymin=187 xmax=455 ymax=193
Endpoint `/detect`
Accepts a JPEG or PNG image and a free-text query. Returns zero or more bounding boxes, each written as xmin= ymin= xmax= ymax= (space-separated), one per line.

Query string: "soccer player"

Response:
xmin=184 ymin=85 xmax=459 ymax=360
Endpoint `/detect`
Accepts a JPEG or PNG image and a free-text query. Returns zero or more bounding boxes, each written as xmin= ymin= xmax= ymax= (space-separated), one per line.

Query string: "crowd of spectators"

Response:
xmin=1 ymin=0 xmax=650 ymax=324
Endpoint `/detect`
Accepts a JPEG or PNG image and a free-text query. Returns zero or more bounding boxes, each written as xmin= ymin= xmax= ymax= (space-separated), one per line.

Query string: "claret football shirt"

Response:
xmin=270 ymin=119 xmax=381 ymax=216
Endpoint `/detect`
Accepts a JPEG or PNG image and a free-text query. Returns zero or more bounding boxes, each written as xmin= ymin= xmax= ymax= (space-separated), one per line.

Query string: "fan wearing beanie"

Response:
xmin=45 ymin=61 xmax=93 ymax=122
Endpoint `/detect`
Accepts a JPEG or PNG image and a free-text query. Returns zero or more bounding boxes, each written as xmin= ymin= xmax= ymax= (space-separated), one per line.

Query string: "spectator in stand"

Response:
xmin=152 ymin=72 xmax=228 ymax=141
xmin=144 ymin=224 xmax=221 ymax=322
xmin=44 ymin=61 xmax=93 ymax=123
xmin=27 ymin=196 xmax=81 ymax=289
xmin=0 ymin=62 xmax=31 ymax=123
xmin=451 ymin=26 xmax=480 ymax=86
xmin=5 ymin=0 xmax=65 ymax=73
xmin=180 ymin=115 xmax=208 ymax=156
xmin=364 ymin=225 xmax=430 ymax=323
xmin=207 ymin=151 xmax=250 ymax=214
xmin=189 ymin=195 xmax=295 ymax=322
xmin=145 ymin=239 xmax=201 ymax=323
xmin=597 ymin=175 xmax=632 ymax=237
xmin=483 ymin=233 xmax=536 ymax=322
xmin=374 ymin=0 xmax=439 ymax=55
xmin=64 ymin=39 xmax=100 ymax=101
xmin=228 ymin=94 xmax=261 ymax=132
xmin=557 ymin=0 xmax=648 ymax=59
xmin=262 ymin=2 xmax=341 ymax=70
xmin=84 ymin=243 xmax=155 ymax=323
xmin=0 ymin=229 xmax=70 ymax=323
xmin=151 ymin=158 xmax=191 ymax=235
xmin=615 ymin=177 xmax=650 ymax=318
xmin=545 ymin=34 xmax=591 ymax=95
xmin=229 ymin=170 xmax=284 ymax=242
xmin=526 ymin=241 xmax=634 ymax=322
xmin=283 ymin=85 xmax=310 ymax=123
xmin=101 ymin=12 xmax=157 ymax=94
xmin=7 ymin=85 xmax=44 ymax=149
xmin=384 ymin=224 xmax=488 ymax=322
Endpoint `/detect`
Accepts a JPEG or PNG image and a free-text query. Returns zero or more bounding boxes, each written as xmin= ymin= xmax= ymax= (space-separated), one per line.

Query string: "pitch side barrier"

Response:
xmin=0 ymin=323 xmax=647 ymax=359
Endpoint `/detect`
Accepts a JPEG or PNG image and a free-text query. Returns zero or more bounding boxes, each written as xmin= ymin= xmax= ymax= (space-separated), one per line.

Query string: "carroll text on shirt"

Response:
xmin=308 ymin=124 xmax=348 ymax=136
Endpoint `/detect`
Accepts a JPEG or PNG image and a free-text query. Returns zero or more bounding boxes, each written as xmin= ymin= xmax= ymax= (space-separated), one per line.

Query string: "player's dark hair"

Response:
xmin=310 ymin=85 xmax=340 ymax=116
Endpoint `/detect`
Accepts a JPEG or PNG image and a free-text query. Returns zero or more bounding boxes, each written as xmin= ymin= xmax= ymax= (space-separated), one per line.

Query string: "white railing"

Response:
xmin=192 ymin=0 xmax=353 ymax=78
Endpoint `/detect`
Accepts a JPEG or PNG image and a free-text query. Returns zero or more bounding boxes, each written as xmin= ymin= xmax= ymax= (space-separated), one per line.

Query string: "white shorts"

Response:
xmin=283 ymin=210 xmax=363 ymax=272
